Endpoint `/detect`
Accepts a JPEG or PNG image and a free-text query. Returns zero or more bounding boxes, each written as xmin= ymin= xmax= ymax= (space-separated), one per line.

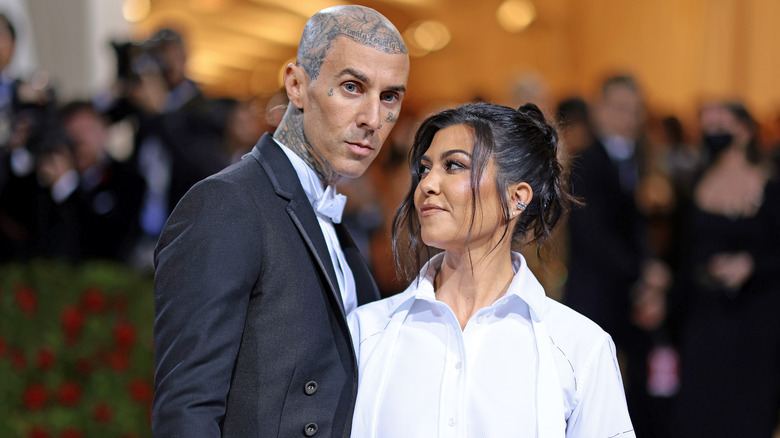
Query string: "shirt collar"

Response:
xmin=274 ymin=137 xmax=325 ymax=207
xmin=601 ymin=134 xmax=635 ymax=161
xmin=274 ymin=138 xmax=347 ymax=223
xmin=410 ymin=251 xmax=549 ymax=322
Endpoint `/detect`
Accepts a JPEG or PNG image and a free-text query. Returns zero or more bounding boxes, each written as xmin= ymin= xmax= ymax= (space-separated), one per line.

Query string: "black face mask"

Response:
xmin=702 ymin=133 xmax=733 ymax=158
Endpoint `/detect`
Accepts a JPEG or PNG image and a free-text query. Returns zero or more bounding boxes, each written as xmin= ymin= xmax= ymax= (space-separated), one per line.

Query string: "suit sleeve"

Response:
xmin=152 ymin=177 xmax=263 ymax=437
xmin=568 ymin=150 xmax=644 ymax=279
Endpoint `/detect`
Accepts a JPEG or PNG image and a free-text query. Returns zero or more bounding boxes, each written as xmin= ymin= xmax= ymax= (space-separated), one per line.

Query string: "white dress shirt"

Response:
xmin=348 ymin=252 xmax=635 ymax=438
xmin=276 ymin=140 xmax=357 ymax=314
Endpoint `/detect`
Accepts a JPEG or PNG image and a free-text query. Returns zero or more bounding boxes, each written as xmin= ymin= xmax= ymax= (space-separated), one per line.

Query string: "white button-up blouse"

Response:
xmin=348 ymin=252 xmax=635 ymax=438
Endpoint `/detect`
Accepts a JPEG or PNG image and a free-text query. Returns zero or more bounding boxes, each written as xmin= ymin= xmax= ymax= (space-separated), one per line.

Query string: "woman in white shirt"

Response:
xmin=348 ymin=102 xmax=635 ymax=437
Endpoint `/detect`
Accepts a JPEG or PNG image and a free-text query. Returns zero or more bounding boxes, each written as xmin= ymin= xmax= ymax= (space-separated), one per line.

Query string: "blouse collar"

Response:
xmin=410 ymin=251 xmax=549 ymax=322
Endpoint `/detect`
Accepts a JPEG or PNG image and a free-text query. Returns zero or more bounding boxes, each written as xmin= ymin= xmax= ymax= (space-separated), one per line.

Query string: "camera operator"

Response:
xmin=103 ymin=29 xmax=232 ymax=265
xmin=0 ymin=12 xmax=58 ymax=261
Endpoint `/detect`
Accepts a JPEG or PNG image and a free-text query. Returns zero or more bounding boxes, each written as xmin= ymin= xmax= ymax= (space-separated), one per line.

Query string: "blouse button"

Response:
xmin=476 ymin=315 xmax=485 ymax=324
xmin=304 ymin=381 xmax=318 ymax=395
xmin=454 ymin=361 xmax=462 ymax=370
xmin=304 ymin=422 xmax=318 ymax=436
xmin=448 ymin=417 xmax=456 ymax=427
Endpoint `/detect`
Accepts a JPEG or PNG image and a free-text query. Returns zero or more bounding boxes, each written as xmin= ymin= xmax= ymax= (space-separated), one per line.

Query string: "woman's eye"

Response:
xmin=445 ymin=160 xmax=465 ymax=171
xmin=418 ymin=164 xmax=430 ymax=175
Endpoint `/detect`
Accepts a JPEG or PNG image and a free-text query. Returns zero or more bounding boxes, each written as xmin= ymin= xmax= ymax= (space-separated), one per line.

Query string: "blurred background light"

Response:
xmin=496 ymin=0 xmax=536 ymax=33
xmin=123 ymin=0 xmax=151 ymax=23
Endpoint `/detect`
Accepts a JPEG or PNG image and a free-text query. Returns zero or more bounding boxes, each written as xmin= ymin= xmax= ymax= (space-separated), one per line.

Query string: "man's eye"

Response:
xmin=381 ymin=93 xmax=397 ymax=103
xmin=344 ymin=83 xmax=358 ymax=93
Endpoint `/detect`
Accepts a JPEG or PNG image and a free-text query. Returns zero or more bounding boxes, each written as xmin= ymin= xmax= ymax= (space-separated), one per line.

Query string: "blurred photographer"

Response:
xmin=103 ymin=29 xmax=231 ymax=257
xmin=0 ymin=12 xmax=57 ymax=261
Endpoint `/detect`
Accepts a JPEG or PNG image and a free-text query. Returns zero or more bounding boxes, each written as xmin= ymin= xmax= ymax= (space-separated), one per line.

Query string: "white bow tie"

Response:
xmin=314 ymin=185 xmax=347 ymax=223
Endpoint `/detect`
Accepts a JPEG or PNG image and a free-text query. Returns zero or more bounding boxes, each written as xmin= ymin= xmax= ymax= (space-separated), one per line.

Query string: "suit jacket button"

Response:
xmin=304 ymin=422 xmax=318 ymax=436
xmin=304 ymin=380 xmax=318 ymax=395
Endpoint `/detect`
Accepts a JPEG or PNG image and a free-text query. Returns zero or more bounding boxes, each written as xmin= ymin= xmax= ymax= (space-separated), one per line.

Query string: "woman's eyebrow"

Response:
xmin=441 ymin=149 xmax=472 ymax=159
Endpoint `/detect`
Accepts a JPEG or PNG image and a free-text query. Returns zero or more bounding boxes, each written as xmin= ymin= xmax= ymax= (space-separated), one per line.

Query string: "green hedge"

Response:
xmin=0 ymin=260 xmax=154 ymax=438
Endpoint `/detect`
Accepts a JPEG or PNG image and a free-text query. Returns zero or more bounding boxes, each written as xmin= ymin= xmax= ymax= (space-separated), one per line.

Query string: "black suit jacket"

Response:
xmin=564 ymin=139 xmax=647 ymax=339
xmin=153 ymin=133 xmax=380 ymax=437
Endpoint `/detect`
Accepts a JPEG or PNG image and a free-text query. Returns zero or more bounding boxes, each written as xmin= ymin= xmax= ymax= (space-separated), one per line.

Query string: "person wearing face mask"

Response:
xmin=668 ymin=102 xmax=780 ymax=438
xmin=348 ymin=102 xmax=635 ymax=437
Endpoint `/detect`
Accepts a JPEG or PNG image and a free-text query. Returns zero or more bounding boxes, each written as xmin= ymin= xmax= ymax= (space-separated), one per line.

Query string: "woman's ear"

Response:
xmin=284 ymin=63 xmax=307 ymax=110
xmin=509 ymin=182 xmax=533 ymax=217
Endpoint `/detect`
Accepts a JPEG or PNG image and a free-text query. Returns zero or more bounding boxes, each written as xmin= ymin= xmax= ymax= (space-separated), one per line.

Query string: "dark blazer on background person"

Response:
xmin=564 ymin=138 xmax=647 ymax=340
xmin=153 ymin=132 xmax=380 ymax=437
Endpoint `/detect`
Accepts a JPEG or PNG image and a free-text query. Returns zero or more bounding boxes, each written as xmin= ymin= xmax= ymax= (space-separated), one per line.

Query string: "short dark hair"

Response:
xmin=59 ymin=100 xmax=107 ymax=126
xmin=392 ymin=102 xmax=578 ymax=282
xmin=724 ymin=101 xmax=760 ymax=163
xmin=0 ymin=13 xmax=16 ymax=41
xmin=601 ymin=74 xmax=640 ymax=98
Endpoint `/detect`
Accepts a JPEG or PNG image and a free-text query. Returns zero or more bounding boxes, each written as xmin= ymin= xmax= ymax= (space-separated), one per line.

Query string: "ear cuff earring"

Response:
xmin=517 ymin=200 xmax=528 ymax=211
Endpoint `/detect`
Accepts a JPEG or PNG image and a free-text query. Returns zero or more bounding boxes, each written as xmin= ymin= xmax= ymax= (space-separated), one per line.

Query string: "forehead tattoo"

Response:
xmin=297 ymin=6 xmax=408 ymax=80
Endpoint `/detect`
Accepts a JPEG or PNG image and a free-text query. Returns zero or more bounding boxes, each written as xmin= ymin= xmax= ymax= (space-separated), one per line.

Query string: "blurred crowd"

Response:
xmin=0 ymin=19 xmax=263 ymax=268
xmin=1 ymin=11 xmax=779 ymax=438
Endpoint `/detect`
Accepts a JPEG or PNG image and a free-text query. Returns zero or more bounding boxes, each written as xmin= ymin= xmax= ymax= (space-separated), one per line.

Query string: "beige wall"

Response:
xmin=396 ymin=0 xmax=780 ymax=126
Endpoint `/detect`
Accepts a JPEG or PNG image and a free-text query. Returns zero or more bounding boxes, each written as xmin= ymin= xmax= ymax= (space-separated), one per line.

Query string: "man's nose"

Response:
xmin=357 ymin=97 xmax=382 ymax=131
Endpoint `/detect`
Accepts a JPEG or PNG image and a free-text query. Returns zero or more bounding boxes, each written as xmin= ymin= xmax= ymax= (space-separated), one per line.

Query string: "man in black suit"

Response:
xmin=152 ymin=5 xmax=409 ymax=437
xmin=565 ymin=75 xmax=671 ymax=437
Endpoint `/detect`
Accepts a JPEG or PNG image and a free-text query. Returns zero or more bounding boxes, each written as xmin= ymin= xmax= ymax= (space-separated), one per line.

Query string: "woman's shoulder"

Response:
xmin=348 ymin=287 xmax=417 ymax=334
xmin=544 ymin=298 xmax=613 ymax=364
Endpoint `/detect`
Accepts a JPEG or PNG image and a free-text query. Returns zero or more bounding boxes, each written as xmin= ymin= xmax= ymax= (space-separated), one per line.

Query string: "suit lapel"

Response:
xmin=334 ymin=223 xmax=381 ymax=305
xmin=249 ymin=134 xmax=345 ymax=317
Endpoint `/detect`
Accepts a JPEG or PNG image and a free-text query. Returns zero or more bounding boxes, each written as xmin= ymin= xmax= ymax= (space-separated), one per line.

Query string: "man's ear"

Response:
xmin=284 ymin=63 xmax=307 ymax=110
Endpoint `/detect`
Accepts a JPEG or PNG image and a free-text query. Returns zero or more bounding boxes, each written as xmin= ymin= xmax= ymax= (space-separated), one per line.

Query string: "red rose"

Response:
xmin=58 ymin=381 xmax=82 ymax=406
xmin=15 ymin=286 xmax=37 ymax=316
xmin=81 ymin=288 xmax=107 ymax=313
xmin=0 ymin=335 xmax=7 ymax=356
xmin=61 ymin=305 xmax=85 ymax=343
xmin=128 ymin=378 xmax=153 ymax=404
xmin=37 ymin=347 xmax=55 ymax=370
xmin=93 ymin=402 xmax=113 ymax=424
xmin=22 ymin=384 xmax=48 ymax=410
xmin=28 ymin=426 xmax=50 ymax=438
xmin=113 ymin=321 xmax=136 ymax=348
xmin=107 ymin=349 xmax=129 ymax=371
xmin=59 ymin=428 xmax=82 ymax=438
xmin=11 ymin=348 xmax=26 ymax=369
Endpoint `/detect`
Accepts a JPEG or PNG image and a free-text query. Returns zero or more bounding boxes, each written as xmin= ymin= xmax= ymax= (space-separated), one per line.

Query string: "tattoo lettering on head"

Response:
xmin=296 ymin=5 xmax=408 ymax=80
xmin=274 ymin=106 xmax=341 ymax=186
xmin=328 ymin=88 xmax=334 ymax=97
xmin=385 ymin=112 xmax=398 ymax=123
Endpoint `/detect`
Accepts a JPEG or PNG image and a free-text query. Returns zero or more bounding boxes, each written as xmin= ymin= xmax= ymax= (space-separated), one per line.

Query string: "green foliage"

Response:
xmin=0 ymin=260 xmax=154 ymax=438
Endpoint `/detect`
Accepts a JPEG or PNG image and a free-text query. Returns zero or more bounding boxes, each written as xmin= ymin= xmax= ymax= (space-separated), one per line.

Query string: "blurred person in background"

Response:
xmin=556 ymin=96 xmax=594 ymax=157
xmin=0 ymin=12 xmax=57 ymax=261
xmin=670 ymin=101 xmax=780 ymax=438
xmin=101 ymin=27 xmax=233 ymax=266
xmin=59 ymin=101 xmax=146 ymax=261
xmin=34 ymin=102 xmax=146 ymax=262
xmin=564 ymin=74 xmax=671 ymax=437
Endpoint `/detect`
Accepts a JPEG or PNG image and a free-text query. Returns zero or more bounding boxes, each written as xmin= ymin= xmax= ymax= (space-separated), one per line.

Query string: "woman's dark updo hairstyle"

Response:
xmin=392 ymin=101 xmax=578 ymax=282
